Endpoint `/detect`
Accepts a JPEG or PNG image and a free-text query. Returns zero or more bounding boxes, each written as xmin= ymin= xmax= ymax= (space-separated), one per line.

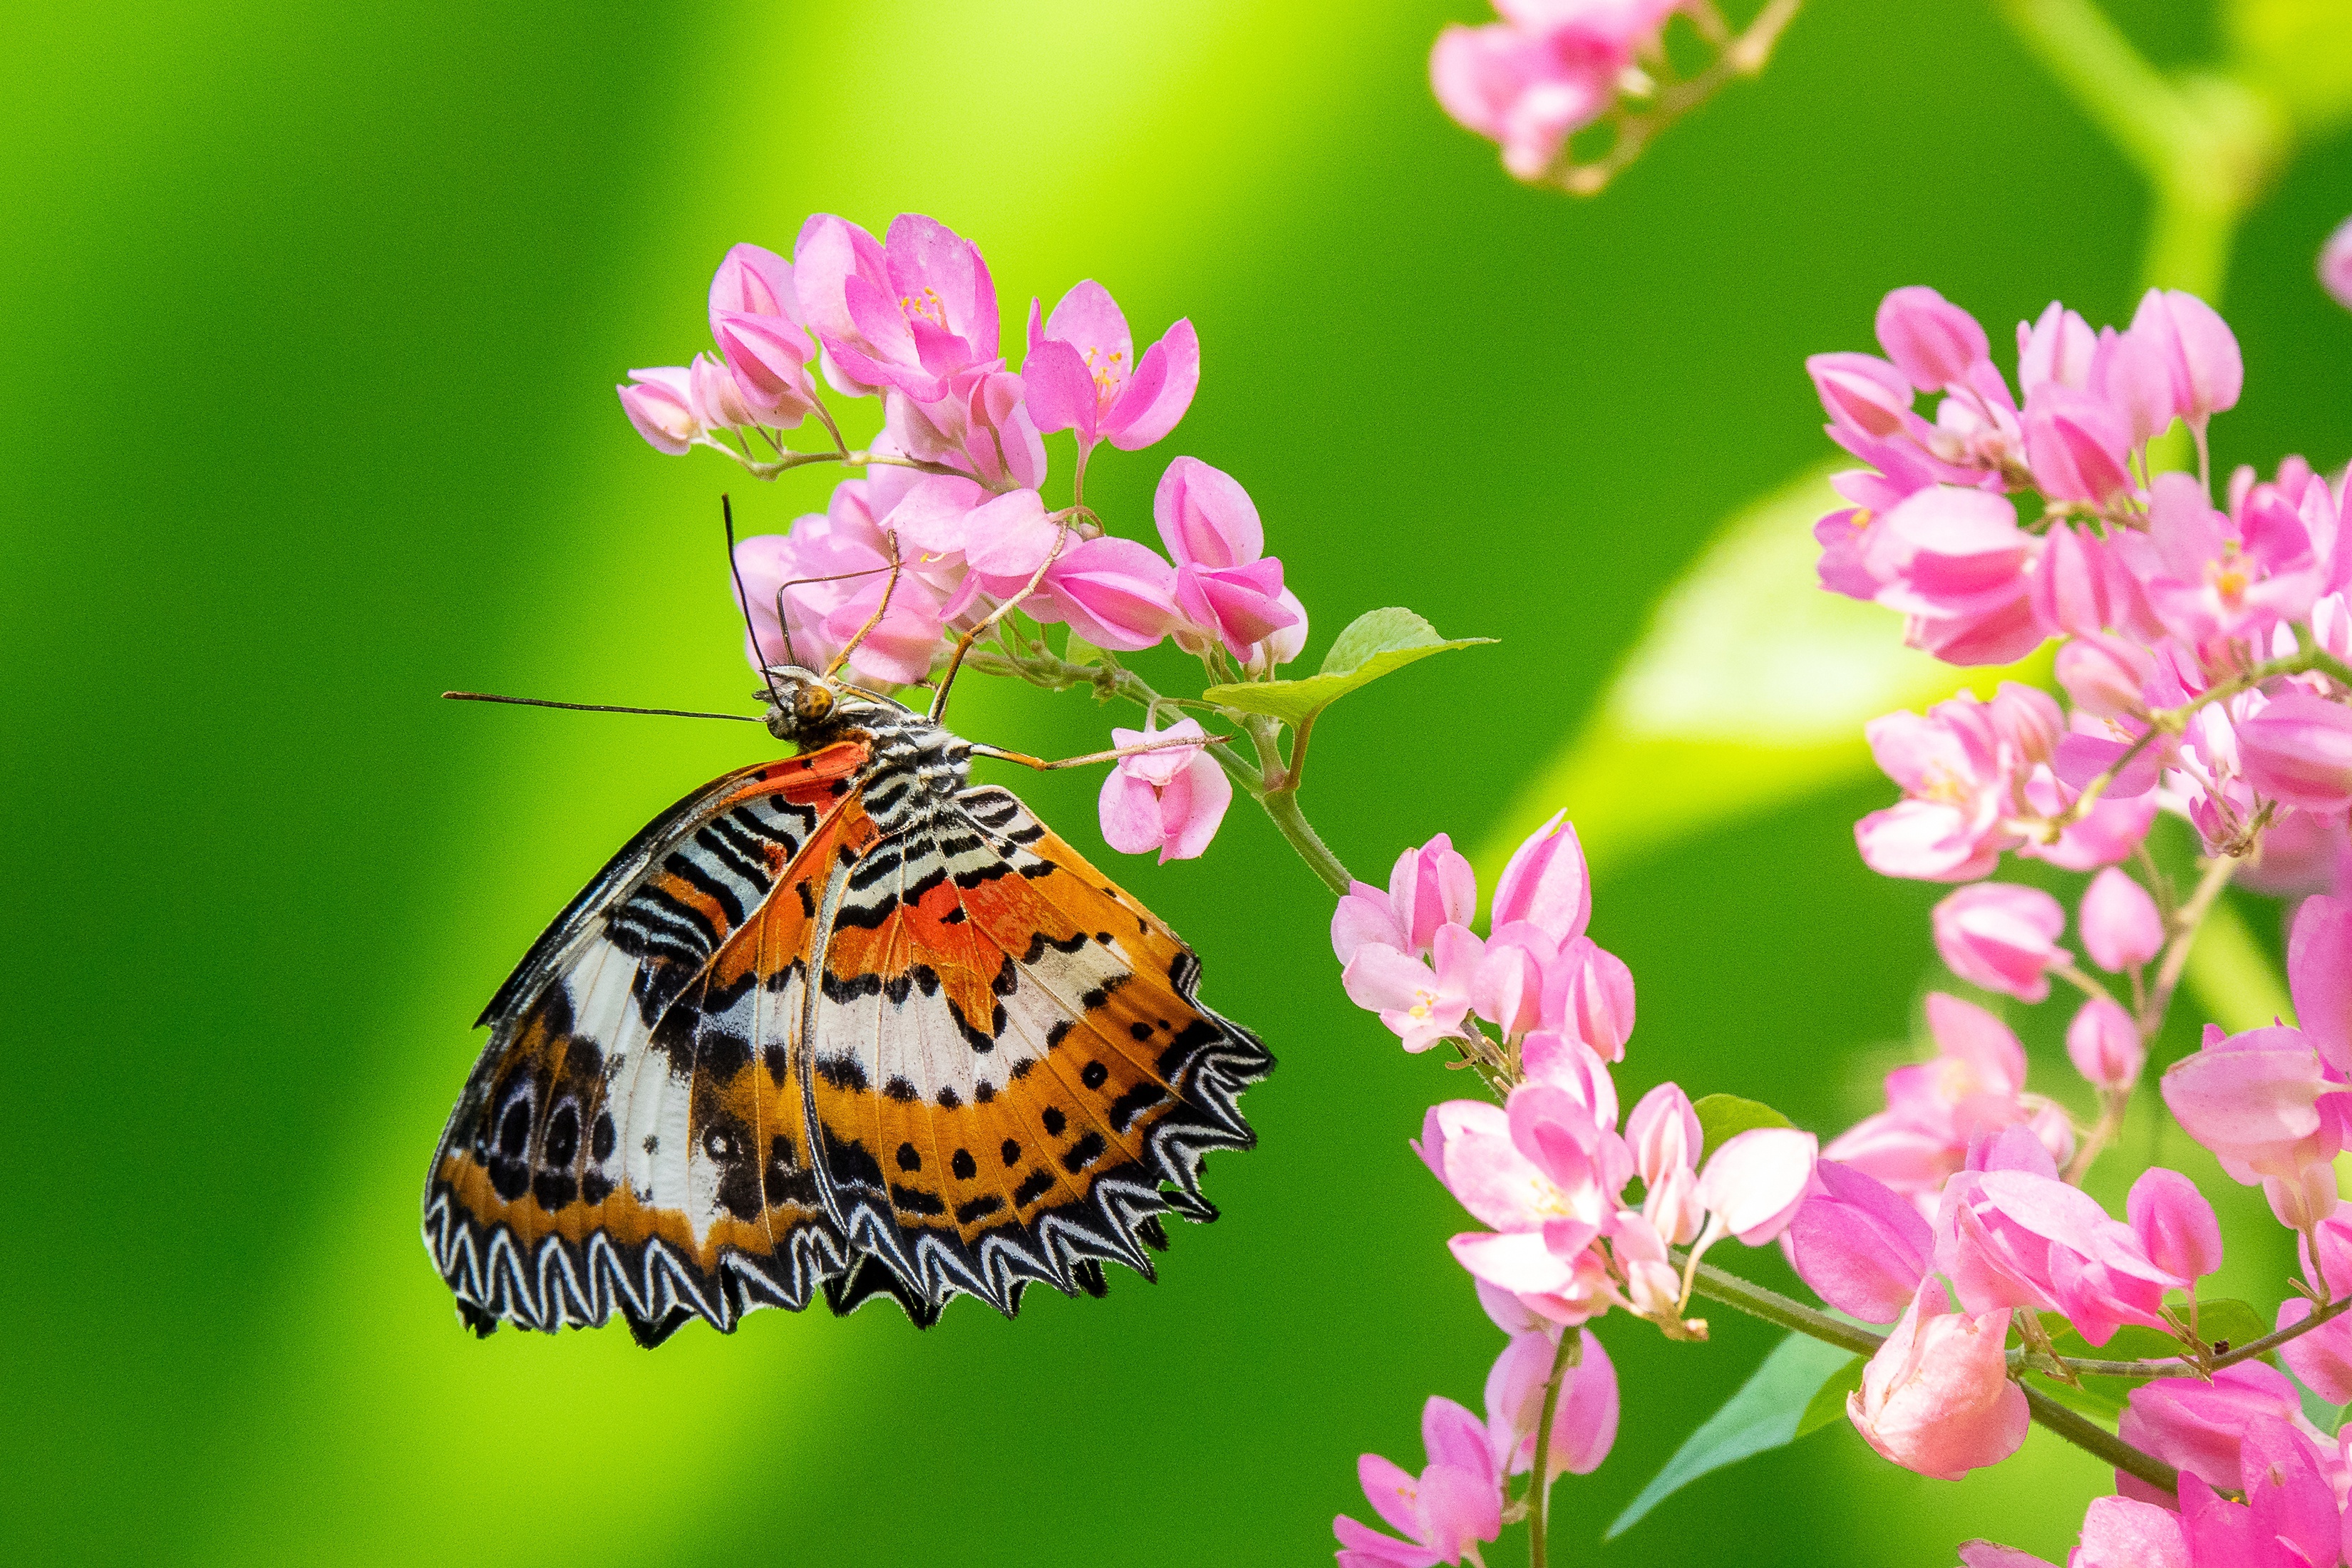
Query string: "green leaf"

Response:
xmin=1692 ymin=1094 xmax=1793 ymax=1152
xmin=1605 ymin=1333 xmax=1857 ymax=1540
xmin=1063 ymin=627 xmax=1109 ymax=669
xmin=2229 ymin=0 xmax=2352 ymax=135
xmin=1199 ymin=607 xmax=1492 ymax=728
xmin=2189 ymin=1299 xmax=2273 ymax=1361
xmin=1795 ymin=1354 xmax=1864 ymax=1439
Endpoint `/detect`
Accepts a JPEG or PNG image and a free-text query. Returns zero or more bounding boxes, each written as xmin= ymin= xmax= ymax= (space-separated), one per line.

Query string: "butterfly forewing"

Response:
xmin=423 ymin=696 xmax=1272 ymax=1343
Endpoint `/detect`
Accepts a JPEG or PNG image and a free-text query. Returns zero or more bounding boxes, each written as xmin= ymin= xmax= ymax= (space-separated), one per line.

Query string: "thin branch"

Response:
xmin=1525 ymin=1331 xmax=1580 ymax=1568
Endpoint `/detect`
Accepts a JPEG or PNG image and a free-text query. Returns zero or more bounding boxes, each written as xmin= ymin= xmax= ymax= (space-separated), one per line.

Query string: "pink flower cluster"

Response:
xmin=1975 ymin=1358 xmax=2352 ymax=1566
xmin=1336 ymin=1303 xmax=1618 ymax=1567
xmin=1812 ymin=285 xmax=2352 ymax=889
xmin=616 ymin=214 xmax=1310 ymax=865
xmin=1430 ymin=0 xmax=1678 ymax=180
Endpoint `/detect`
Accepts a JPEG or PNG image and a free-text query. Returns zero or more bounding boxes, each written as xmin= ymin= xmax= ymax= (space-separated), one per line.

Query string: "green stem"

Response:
xmin=1260 ymin=787 xmax=1353 ymax=897
xmin=1525 ymin=1331 xmax=1579 ymax=1568
xmin=1681 ymin=1261 xmax=2183 ymax=1495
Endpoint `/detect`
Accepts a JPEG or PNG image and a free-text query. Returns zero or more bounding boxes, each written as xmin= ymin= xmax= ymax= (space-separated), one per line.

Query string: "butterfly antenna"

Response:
xmin=723 ymin=494 xmax=788 ymax=708
xmin=443 ymin=691 xmax=763 ymax=723
xmin=824 ymin=532 xmax=902 ymax=679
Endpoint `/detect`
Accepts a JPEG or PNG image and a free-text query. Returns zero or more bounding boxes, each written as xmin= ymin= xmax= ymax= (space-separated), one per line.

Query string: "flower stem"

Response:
xmin=1259 ymin=785 xmax=1353 ymax=897
xmin=1680 ymin=1259 xmax=2185 ymax=1495
xmin=1526 ymin=1331 xmax=1580 ymax=1568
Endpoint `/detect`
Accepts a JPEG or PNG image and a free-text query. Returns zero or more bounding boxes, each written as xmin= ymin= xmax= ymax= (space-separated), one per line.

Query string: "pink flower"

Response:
xmin=1856 ymin=689 xmax=2048 ymax=881
xmin=792 ymin=212 xmax=1000 ymax=403
xmin=1334 ymin=1398 xmax=1504 ymax=1568
xmin=2033 ymin=522 xmax=2157 ymax=639
xmin=2022 ymin=383 xmax=2135 ymax=507
xmin=2125 ymin=1168 xmax=2222 ymax=1285
xmin=2116 ymin=1363 xmax=2328 ymax=1507
xmin=1541 ymin=937 xmax=1635 ymax=1061
xmin=2017 ymin=301 xmax=2097 ymax=398
xmin=2140 ymin=470 xmax=2323 ymax=645
xmin=1026 ymin=535 xmax=1180 ymax=652
xmin=1428 ymin=1 xmax=1676 ymax=181
xmin=2080 ymin=867 xmax=2164 ymax=971
xmin=1864 ymin=486 xmax=2048 ymax=666
xmin=2162 ymin=1023 xmax=2343 ymax=1187
xmin=729 ymin=481 xmax=953 ymax=685
xmin=2070 ymin=1496 xmax=2190 ymax=1568
xmin=1784 ymin=1160 xmax=1932 ymax=1323
xmin=1021 ymin=282 xmax=1199 ymax=455
xmin=1694 ymin=1127 xmax=1818 ymax=1245
xmin=2325 ymin=215 xmax=2352 ymax=311
xmin=2066 ymin=997 xmax=2145 ymax=1093
xmin=2291 ymin=894 xmax=2352 ymax=1075
xmin=1430 ymin=1078 xmax=1634 ymax=1301
xmin=1096 ymin=716 xmax=1232 ymax=864
xmin=1931 ymin=882 xmax=2068 ymax=1001
xmin=1876 ymin=287 xmax=1991 ymax=393
xmin=1154 ymin=457 xmax=1298 ymax=659
xmin=1391 ymin=834 xmax=1482 ymax=961
xmin=1625 ymin=1083 xmax=1699 ymax=1188
xmin=1807 ymin=351 xmax=1919 ymax=443
xmin=1347 ymin=925 xmax=1482 ymax=1053
xmin=617 ymin=366 xmax=701 ymax=454
xmin=1847 ymin=1279 xmax=2028 ymax=1480
xmin=1482 ymin=1329 xmax=1619 ymax=1481
xmin=1490 ymin=810 xmax=1592 ymax=947
xmin=2237 ymin=689 xmax=2352 ymax=811
xmin=2275 ymin=1294 xmax=2352 ymax=1405
xmin=2129 ymin=287 xmax=2243 ymax=431
xmin=1826 ymin=992 xmax=2041 ymax=1209
xmin=1934 ymin=1165 xmax=2184 ymax=1346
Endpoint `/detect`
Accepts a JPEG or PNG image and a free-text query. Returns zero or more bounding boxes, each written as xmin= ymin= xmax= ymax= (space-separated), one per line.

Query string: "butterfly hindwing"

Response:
xmin=423 ymin=742 xmax=870 ymax=1340
xmin=794 ymin=783 xmax=1273 ymax=1318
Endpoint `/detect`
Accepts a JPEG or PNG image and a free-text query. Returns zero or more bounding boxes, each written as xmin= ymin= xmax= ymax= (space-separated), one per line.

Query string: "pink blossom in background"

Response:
xmin=1428 ymin=0 xmax=1678 ymax=181
xmin=2070 ymin=1497 xmax=2190 ymax=1568
xmin=1541 ymin=936 xmax=1636 ymax=1060
xmin=2123 ymin=1168 xmax=2221 ymax=1285
xmin=1155 ymin=456 xmax=1299 ymax=659
xmin=1482 ymin=1329 xmax=1618 ymax=1481
xmin=1934 ymin=1165 xmax=2184 ymax=1346
xmin=1783 ymin=1160 xmax=1931 ymax=1323
xmin=2325 ymin=215 xmax=2352 ymax=311
xmin=1334 ymin=1396 xmax=1503 ymax=1568
xmin=2079 ymin=866 xmax=2164 ymax=971
xmin=1931 ymin=882 xmax=2068 ymax=1001
xmin=2140 ymin=471 xmax=2325 ymax=646
xmin=1847 ymin=1279 xmax=2028 ymax=1480
xmin=2274 ymin=1294 xmax=2352 ymax=1405
xmin=1023 ymin=282 xmax=1199 ymax=455
xmin=617 ymin=366 xmax=701 ymax=454
xmin=1096 ymin=716 xmax=1232 ymax=864
xmin=1855 ymin=690 xmax=2041 ymax=880
xmin=1826 ymin=992 xmax=2048 ymax=1211
xmin=2023 ymin=384 xmax=2135 ymax=507
xmin=1862 ymin=486 xmax=2048 ymax=666
xmin=2065 ymin=996 xmax=2145 ymax=1093
xmin=2115 ymin=1361 xmax=2322 ymax=1507
xmin=2128 ymin=287 xmax=2243 ymax=430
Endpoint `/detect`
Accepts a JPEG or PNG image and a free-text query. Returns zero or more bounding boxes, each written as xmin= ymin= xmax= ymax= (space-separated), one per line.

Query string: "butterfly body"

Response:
xmin=424 ymin=669 xmax=1272 ymax=1343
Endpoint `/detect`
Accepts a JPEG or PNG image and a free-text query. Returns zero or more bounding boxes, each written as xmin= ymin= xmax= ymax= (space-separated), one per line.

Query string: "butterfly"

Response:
xmin=422 ymin=663 xmax=1273 ymax=1344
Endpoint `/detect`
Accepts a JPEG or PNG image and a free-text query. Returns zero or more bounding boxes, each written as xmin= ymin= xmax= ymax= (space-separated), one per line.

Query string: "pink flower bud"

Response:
xmin=2091 ymin=325 xmax=2177 ymax=447
xmin=1784 ymin=1160 xmax=1932 ymax=1324
xmin=1482 ymin=1329 xmax=1618 ymax=1482
xmin=1472 ymin=937 xmax=1547 ymax=1039
xmin=1028 ymin=536 xmax=1179 ymax=653
xmin=713 ymin=310 xmax=817 ymax=422
xmin=2162 ymin=1023 xmax=2343 ymax=1185
xmin=1806 ymin=352 xmax=1915 ymax=439
xmin=2290 ymin=894 xmax=2352 ymax=1076
xmin=2016 ymin=301 xmax=2095 ymax=395
xmin=617 ymin=367 xmax=701 ymax=454
xmin=1848 ymin=1279 xmax=2028 ymax=1480
xmin=2263 ymin=1161 xmax=2340 ymax=1231
xmin=1331 ymin=882 xmax=1408 ymax=966
xmin=2056 ymin=633 xmax=2156 ymax=721
xmin=2066 ymin=997 xmax=2145 ymax=1093
xmin=1387 ymin=834 xmax=1478 ymax=961
xmin=708 ymin=242 xmax=798 ymax=335
xmin=2275 ymin=1295 xmax=2352 ymax=1404
xmin=2080 ymin=867 xmax=2164 ymax=971
xmin=2070 ymin=1496 xmax=2188 ymax=1568
xmin=688 ymin=352 xmax=756 ymax=430
xmin=2032 ymin=522 xmax=2151 ymax=637
xmin=1695 ymin=1126 xmax=1818 ymax=1245
xmin=2125 ymin=1168 xmax=2221 ymax=1283
xmin=2236 ymin=689 xmax=2352 ymax=811
xmin=2325 ymin=216 xmax=2352 ymax=312
xmin=1490 ymin=810 xmax=1592 ymax=948
xmin=1625 ymin=1083 xmax=1700 ymax=1188
xmin=1540 ymin=937 xmax=1635 ymax=1061
xmin=1986 ymin=682 xmax=2065 ymax=766
xmin=1875 ymin=286 xmax=1991 ymax=392
xmin=1641 ymin=1164 xmax=1703 ymax=1245
xmin=2023 ymin=384 xmax=2134 ymax=505
xmin=1931 ymin=882 xmax=2068 ymax=1002
xmin=2130 ymin=288 xmax=2243 ymax=425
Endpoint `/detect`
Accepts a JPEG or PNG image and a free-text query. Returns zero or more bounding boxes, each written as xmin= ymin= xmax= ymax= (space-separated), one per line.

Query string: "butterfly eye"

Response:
xmin=793 ymin=684 xmax=835 ymax=725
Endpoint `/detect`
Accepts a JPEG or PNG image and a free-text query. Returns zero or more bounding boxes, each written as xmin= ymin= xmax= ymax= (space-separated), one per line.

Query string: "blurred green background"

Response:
xmin=6 ymin=0 xmax=2349 ymax=1562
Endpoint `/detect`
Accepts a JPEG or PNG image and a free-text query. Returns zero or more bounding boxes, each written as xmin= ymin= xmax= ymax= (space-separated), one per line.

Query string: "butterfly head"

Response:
xmin=757 ymin=665 xmax=902 ymax=743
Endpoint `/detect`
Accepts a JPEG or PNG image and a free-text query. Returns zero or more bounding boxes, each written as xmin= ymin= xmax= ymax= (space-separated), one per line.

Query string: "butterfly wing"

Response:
xmin=794 ymin=782 xmax=1274 ymax=1319
xmin=422 ymin=741 xmax=874 ymax=1343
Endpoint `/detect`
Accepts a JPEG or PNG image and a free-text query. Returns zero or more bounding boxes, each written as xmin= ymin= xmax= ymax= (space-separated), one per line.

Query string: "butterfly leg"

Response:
xmin=969 ymin=733 xmax=1232 ymax=772
xmin=927 ymin=520 xmax=1076 ymax=723
xmin=822 ymin=533 xmax=904 ymax=679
